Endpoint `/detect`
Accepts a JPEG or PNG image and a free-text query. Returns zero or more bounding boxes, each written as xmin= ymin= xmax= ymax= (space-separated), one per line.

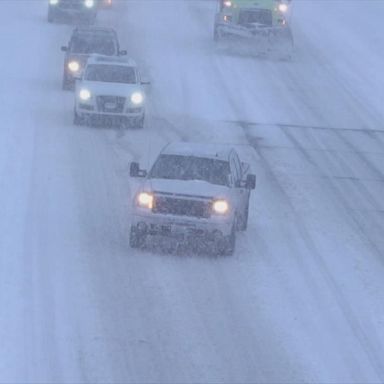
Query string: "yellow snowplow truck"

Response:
xmin=214 ymin=0 xmax=293 ymax=57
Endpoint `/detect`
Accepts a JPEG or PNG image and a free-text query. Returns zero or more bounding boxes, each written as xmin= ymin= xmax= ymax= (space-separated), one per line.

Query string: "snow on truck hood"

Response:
xmin=143 ymin=178 xmax=229 ymax=199
xmin=78 ymin=80 xmax=142 ymax=98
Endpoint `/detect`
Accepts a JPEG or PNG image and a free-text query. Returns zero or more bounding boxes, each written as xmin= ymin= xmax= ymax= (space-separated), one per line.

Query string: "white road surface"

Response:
xmin=1 ymin=0 xmax=384 ymax=382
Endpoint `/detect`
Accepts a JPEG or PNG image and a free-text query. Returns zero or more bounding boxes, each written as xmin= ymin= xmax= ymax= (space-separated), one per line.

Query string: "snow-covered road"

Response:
xmin=1 ymin=0 xmax=384 ymax=382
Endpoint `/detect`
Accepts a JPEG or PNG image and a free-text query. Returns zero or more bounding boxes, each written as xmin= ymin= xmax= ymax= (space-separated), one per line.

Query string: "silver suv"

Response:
xmin=129 ymin=142 xmax=256 ymax=255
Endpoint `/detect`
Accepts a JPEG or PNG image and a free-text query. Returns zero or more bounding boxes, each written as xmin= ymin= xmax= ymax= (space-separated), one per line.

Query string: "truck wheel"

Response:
xmin=213 ymin=25 xmax=220 ymax=42
xmin=129 ymin=227 xmax=146 ymax=249
xmin=73 ymin=110 xmax=84 ymax=126
xmin=47 ymin=9 xmax=54 ymax=23
xmin=62 ymin=75 xmax=71 ymax=91
xmin=215 ymin=226 xmax=236 ymax=256
xmin=135 ymin=116 xmax=144 ymax=129
xmin=239 ymin=202 xmax=249 ymax=231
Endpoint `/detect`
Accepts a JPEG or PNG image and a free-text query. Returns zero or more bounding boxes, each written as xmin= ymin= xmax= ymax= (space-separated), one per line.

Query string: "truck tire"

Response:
xmin=47 ymin=9 xmax=54 ymax=23
xmin=215 ymin=226 xmax=236 ymax=256
xmin=73 ymin=110 xmax=84 ymax=126
xmin=129 ymin=226 xmax=146 ymax=249
xmin=213 ymin=24 xmax=220 ymax=42
xmin=239 ymin=201 xmax=249 ymax=231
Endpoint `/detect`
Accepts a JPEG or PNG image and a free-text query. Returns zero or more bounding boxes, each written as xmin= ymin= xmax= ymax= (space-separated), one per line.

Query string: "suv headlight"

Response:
xmin=131 ymin=92 xmax=144 ymax=105
xmin=84 ymin=0 xmax=95 ymax=8
xmin=136 ymin=192 xmax=154 ymax=209
xmin=68 ymin=61 xmax=80 ymax=72
xmin=212 ymin=199 xmax=229 ymax=215
xmin=79 ymin=89 xmax=91 ymax=101
xmin=278 ymin=3 xmax=288 ymax=12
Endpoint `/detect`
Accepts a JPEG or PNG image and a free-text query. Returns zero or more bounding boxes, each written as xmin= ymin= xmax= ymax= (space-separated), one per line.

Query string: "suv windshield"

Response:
xmin=84 ymin=64 xmax=137 ymax=84
xmin=71 ymin=35 xmax=116 ymax=55
xmin=149 ymin=154 xmax=230 ymax=186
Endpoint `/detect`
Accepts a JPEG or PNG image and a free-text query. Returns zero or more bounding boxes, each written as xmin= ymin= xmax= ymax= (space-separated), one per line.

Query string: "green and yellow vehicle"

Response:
xmin=214 ymin=0 xmax=293 ymax=57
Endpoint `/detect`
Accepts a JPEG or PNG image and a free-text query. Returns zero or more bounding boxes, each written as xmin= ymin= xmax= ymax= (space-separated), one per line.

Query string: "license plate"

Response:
xmin=105 ymin=102 xmax=116 ymax=109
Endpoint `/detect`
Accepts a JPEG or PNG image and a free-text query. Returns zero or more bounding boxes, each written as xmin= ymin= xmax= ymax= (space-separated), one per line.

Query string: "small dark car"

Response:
xmin=60 ymin=27 xmax=127 ymax=90
xmin=48 ymin=0 xmax=98 ymax=24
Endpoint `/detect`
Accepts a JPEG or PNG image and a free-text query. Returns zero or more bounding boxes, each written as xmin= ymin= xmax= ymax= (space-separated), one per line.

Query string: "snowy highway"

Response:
xmin=1 ymin=0 xmax=384 ymax=382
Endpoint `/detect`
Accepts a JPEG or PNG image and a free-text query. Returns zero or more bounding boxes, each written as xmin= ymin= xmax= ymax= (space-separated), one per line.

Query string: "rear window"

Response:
xmin=84 ymin=64 xmax=137 ymax=84
xmin=71 ymin=34 xmax=117 ymax=55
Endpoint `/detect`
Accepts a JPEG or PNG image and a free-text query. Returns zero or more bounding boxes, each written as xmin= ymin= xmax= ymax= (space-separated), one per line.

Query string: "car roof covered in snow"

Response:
xmin=162 ymin=142 xmax=235 ymax=161
xmin=86 ymin=55 xmax=137 ymax=67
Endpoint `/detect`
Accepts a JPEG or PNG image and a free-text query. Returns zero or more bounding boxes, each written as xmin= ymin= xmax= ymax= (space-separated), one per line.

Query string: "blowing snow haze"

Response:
xmin=0 ymin=0 xmax=384 ymax=382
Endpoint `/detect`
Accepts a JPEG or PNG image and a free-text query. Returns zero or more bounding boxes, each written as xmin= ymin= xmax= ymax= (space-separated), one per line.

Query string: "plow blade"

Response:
xmin=214 ymin=23 xmax=293 ymax=58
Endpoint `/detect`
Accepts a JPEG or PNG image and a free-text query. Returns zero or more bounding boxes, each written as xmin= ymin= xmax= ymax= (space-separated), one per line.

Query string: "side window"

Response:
xmin=229 ymin=155 xmax=240 ymax=186
xmin=232 ymin=152 xmax=242 ymax=180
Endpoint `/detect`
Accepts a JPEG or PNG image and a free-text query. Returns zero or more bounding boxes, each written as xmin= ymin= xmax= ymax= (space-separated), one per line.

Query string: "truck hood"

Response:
xmin=78 ymin=80 xmax=142 ymax=98
xmin=143 ymin=178 xmax=229 ymax=200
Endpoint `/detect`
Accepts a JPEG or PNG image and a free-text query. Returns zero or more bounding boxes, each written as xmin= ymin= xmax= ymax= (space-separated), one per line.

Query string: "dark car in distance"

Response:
xmin=48 ymin=0 xmax=98 ymax=24
xmin=60 ymin=27 xmax=127 ymax=90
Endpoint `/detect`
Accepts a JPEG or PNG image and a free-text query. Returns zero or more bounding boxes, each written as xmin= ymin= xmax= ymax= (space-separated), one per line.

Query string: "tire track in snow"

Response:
xmin=257 ymin=124 xmax=384 ymax=381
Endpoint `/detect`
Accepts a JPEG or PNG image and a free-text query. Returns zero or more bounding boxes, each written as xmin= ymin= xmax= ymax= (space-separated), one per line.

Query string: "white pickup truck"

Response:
xmin=129 ymin=142 xmax=256 ymax=255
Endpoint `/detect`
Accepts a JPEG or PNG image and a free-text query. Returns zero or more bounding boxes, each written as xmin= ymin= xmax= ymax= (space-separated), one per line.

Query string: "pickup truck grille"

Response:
xmin=238 ymin=9 xmax=273 ymax=27
xmin=153 ymin=196 xmax=210 ymax=219
xmin=96 ymin=96 xmax=126 ymax=113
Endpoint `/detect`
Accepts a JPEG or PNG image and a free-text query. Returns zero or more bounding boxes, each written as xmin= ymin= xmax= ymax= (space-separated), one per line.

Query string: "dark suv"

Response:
xmin=60 ymin=27 xmax=127 ymax=90
xmin=48 ymin=0 xmax=98 ymax=24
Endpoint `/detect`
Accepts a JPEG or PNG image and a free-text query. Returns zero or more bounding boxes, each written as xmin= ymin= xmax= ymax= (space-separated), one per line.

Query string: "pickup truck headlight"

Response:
xmin=212 ymin=199 xmax=229 ymax=215
xmin=131 ymin=92 xmax=144 ymax=105
xmin=137 ymin=192 xmax=154 ymax=209
xmin=79 ymin=89 xmax=91 ymax=101
xmin=84 ymin=0 xmax=95 ymax=8
xmin=278 ymin=3 xmax=288 ymax=12
xmin=68 ymin=61 xmax=80 ymax=72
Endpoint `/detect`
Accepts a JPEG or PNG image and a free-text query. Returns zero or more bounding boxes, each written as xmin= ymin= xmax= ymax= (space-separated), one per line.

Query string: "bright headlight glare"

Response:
xmin=79 ymin=89 xmax=91 ymax=101
xmin=278 ymin=3 xmax=288 ymax=12
xmin=84 ymin=0 xmax=94 ymax=8
xmin=212 ymin=200 xmax=229 ymax=214
xmin=223 ymin=0 xmax=232 ymax=7
xmin=131 ymin=92 xmax=144 ymax=105
xmin=49 ymin=0 xmax=59 ymax=5
xmin=68 ymin=61 xmax=80 ymax=72
xmin=137 ymin=192 xmax=153 ymax=209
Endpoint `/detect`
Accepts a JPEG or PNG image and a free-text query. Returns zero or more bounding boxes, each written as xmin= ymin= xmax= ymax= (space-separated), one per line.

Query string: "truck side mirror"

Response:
xmin=130 ymin=162 xmax=147 ymax=177
xmin=246 ymin=174 xmax=256 ymax=190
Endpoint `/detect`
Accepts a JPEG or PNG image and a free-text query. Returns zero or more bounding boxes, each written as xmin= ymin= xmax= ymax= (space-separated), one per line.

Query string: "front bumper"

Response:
xmin=76 ymin=106 xmax=144 ymax=118
xmin=131 ymin=211 xmax=233 ymax=240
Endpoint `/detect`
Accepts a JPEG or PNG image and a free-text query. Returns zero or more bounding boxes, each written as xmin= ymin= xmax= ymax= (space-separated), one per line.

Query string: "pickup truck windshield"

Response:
xmin=84 ymin=64 xmax=137 ymax=84
xmin=149 ymin=154 xmax=230 ymax=186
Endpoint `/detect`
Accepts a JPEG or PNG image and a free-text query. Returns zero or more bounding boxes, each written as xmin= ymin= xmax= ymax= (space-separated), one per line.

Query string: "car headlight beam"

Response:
xmin=131 ymin=92 xmax=144 ymax=105
xmin=278 ymin=3 xmax=288 ymax=12
xmin=84 ymin=0 xmax=95 ymax=8
xmin=137 ymin=192 xmax=154 ymax=209
xmin=212 ymin=200 xmax=229 ymax=215
xmin=68 ymin=61 xmax=80 ymax=72
xmin=79 ymin=89 xmax=91 ymax=101
xmin=49 ymin=0 xmax=59 ymax=5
